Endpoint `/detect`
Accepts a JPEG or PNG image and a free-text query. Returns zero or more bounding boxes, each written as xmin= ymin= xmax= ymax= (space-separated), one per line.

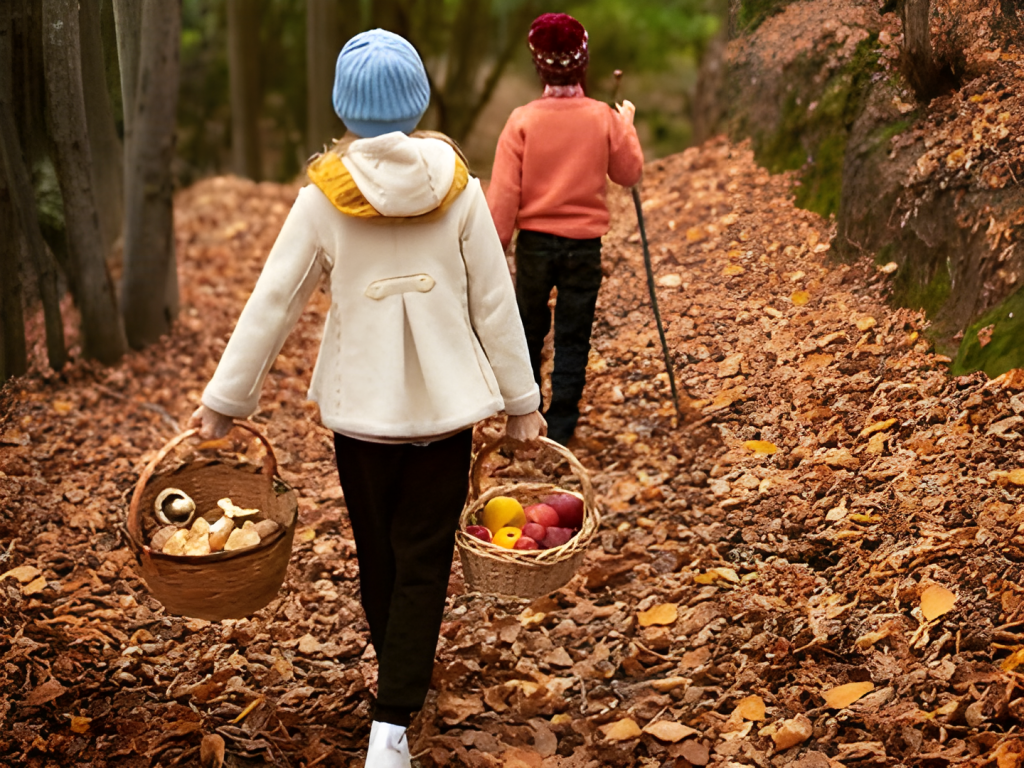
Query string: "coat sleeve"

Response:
xmin=485 ymin=111 xmax=525 ymax=251
xmin=462 ymin=180 xmax=540 ymax=416
xmin=202 ymin=186 xmax=329 ymax=418
xmin=607 ymin=109 xmax=645 ymax=189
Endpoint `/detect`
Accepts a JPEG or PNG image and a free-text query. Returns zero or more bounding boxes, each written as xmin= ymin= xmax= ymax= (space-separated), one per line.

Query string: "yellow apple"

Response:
xmin=481 ymin=496 xmax=526 ymax=534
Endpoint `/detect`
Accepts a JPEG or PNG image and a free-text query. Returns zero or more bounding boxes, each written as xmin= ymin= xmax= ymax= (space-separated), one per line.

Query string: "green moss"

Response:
xmin=737 ymin=0 xmax=792 ymax=32
xmin=890 ymin=257 xmax=951 ymax=317
xmin=794 ymin=133 xmax=845 ymax=216
xmin=748 ymin=36 xmax=880 ymax=218
xmin=875 ymin=118 xmax=915 ymax=144
xmin=952 ymin=285 xmax=1024 ymax=378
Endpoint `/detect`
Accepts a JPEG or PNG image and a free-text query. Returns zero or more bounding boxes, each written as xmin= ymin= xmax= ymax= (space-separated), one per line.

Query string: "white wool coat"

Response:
xmin=202 ymin=133 xmax=540 ymax=442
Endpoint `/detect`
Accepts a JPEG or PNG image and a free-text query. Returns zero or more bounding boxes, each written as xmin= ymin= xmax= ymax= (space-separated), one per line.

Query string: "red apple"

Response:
xmin=513 ymin=536 xmax=539 ymax=550
xmin=524 ymin=503 xmax=560 ymax=528
xmin=542 ymin=493 xmax=585 ymax=529
xmin=522 ymin=522 xmax=547 ymax=542
xmin=466 ymin=525 xmax=492 ymax=543
xmin=541 ymin=526 xmax=576 ymax=549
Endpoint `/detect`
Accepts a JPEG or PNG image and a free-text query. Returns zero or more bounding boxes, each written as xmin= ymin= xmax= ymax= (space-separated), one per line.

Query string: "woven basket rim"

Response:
xmin=126 ymin=423 xmax=296 ymax=563
xmin=457 ymin=438 xmax=600 ymax=568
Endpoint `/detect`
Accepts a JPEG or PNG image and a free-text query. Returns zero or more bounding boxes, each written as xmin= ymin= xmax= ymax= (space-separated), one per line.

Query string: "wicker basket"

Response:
xmin=125 ymin=423 xmax=297 ymax=621
xmin=456 ymin=436 xmax=600 ymax=599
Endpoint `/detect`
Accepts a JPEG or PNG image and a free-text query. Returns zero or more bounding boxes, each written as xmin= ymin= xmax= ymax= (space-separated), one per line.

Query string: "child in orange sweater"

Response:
xmin=487 ymin=12 xmax=644 ymax=445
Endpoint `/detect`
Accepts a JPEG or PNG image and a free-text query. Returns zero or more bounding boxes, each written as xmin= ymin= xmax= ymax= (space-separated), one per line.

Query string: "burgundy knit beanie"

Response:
xmin=528 ymin=13 xmax=588 ymax=86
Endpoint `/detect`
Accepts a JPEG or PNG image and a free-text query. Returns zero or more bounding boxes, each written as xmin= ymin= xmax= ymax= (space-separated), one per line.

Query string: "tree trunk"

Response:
xmin=79 ymin=0 xmax=123 ymax=258
xmin=120 ymin=0 xmax=181 ymax=349
xmin=9 ymin=1 xmax=49 ymax=171
xmin=0 ymin=170 xmax=27 ymax=382
xmin=901 ymin=0 xmax=946 ymax=101
xmin=0 ymin=100 xmax=67 ymax=372
xmin=692 ymin=0 xmax=730 ymax=145
xmin=41 ymin=0 xmax=127 ymax=364
xmin=0 ymin=1 xmax=27 ymax=383
xmin=111 ymin=0 xmax=141 ymax=144
xmin=306 ymin=0 xmax=351 ymax=155
xmin=227 ymin=0 xmax=262 ymax=180
xmin=372 ymin=0 xmax=409 ymax=38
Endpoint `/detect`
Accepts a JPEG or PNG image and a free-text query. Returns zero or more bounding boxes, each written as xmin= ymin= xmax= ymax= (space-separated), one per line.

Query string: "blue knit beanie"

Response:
xmin=332 ymin=29 xmax=430 ymax=138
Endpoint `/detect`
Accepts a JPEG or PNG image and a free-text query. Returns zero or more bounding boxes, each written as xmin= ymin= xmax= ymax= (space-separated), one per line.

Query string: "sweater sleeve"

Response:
xmin=462 ymin=180 xmax=541 ymax=416
xmin=607 ymin=109 xmax=644 ymax=189
xmin=485 ymin=111 xmax=525 ymax=251
xmin=202 ymin=186 xmax=329 ymax=418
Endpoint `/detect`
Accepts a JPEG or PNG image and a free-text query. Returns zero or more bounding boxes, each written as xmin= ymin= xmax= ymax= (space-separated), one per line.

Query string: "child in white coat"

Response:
xmin=190 ymin=29 xmax=545 ymax=768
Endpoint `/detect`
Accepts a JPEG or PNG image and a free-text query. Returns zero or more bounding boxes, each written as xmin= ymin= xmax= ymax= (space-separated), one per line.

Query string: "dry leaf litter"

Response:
xmin=2 ymin=137 xmax=1024 ymax=766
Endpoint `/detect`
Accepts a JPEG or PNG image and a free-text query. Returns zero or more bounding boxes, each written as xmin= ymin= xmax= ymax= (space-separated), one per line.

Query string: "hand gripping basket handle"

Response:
xmin=469 ymin=435 xmax=594 ymax=504
xmin=127 ymin=421 xmax=278 ymax=549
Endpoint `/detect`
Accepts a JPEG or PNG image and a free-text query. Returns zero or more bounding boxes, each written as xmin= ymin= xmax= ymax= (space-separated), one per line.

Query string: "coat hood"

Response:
xmin=307 ymin=132 xmax=468 ymax=219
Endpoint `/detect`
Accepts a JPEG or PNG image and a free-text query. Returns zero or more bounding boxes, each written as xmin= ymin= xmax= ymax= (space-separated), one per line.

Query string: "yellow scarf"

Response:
xmin=307 ymin=149 xmax=469 ymax=219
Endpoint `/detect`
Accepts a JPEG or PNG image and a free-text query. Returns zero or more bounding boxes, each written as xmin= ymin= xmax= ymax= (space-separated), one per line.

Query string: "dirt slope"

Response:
xmin=2 ymin=139 xmax=1024 ymax=767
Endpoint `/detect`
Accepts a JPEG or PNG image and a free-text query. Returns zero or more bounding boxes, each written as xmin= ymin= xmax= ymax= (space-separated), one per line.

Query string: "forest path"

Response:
xmin=1 ymin=138 xmax=1023 ymax=767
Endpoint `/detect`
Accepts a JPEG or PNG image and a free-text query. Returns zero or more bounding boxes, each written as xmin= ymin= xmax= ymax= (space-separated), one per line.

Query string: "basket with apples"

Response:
xmin=125 ymin=423 xmax=298 ymax=621
xmin=456 ymin=436 xmax=600 ymax=598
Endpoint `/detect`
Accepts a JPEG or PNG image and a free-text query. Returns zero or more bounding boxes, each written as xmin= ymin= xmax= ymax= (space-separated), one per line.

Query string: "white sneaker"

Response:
xmin=365 ymin=721 xmax=411 ymax=768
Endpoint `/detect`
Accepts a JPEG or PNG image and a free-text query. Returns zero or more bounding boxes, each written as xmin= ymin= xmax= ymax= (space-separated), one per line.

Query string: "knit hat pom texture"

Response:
xmin=333 ymin=29 xmax=431 ymax=138
xmin=528 ymin=13 xmax=588 ymax=86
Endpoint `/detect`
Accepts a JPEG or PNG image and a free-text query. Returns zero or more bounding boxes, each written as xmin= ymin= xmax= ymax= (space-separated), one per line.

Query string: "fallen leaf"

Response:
xmin=824 ymin=681 xmax=875 ymax=709
xmin=855 ymin=628 xmax=891 ymax=649
xmin=693 ymin=567 xmax=739 ymax=585
xmin=70 ymin=716 xmax=91 ymax=734
xmin=637 ymin=603 xmax=678 ymax=627
xmin=437 ymin=691 xmax=484 ymax=725
xmin=791 ymin=290 xmax=810 ymax=306
xmin=600 ymin=718 xmax=642 ymax=741
xmin=657 ymin=274 xmax=682 ymax=288
xmin=859 ymin=419 xmax=898 ymax=438
xmin=1006 ymin=469 xmax=1024 ymax=486
xmin=855 ymin=316 xmax=877 ymax=331
xmin=642 ymin=720 xmax=697 ymax=742
xmin=649 ymin=676 xmax=690 ymax=692
xmin=200 ymin=733 xmax=226 ymax=768
xmin=22 ymin=576 xmax=48 ymax=596
xmin=1001 ymin=648 xmax=1024 ymax=672
xmin=772 ymin=715 xmax=812 ymax=750
xmin=24 ymin=679 xmax=66 ymax=707
xmin=676 ymin=740 xmax=710 ymax=766
xmin=921 ymin=585 xmax=957 ymax=621
xmin=733 ymin=695 xmax=766 ymax=721
xmin=1 ymin=565 xmax=41 ymax=583
xmin=743 ymin=440 xmax=778 ymax=454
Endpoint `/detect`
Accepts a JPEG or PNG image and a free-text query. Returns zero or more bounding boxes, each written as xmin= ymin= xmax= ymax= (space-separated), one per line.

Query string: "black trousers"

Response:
xmin=515 ymin=229 xmax=603 ymax=445
xmin=333 ymin=429 xmax=473 ymax=727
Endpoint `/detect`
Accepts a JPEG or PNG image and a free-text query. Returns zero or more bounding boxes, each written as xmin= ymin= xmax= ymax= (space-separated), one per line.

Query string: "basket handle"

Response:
xmin=469 ymin=435 xmax=593 ymax=504
xmin=126 ymin=421 xmax=278 ymax=550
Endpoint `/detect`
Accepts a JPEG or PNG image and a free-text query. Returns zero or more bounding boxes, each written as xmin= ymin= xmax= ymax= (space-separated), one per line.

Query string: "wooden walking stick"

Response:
xmin=613 ymin=70 xmax=684 ymax=419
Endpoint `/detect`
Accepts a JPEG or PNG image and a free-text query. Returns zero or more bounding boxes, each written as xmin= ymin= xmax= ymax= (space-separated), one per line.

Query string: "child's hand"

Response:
xmin=505 ymin=411 xmax=547 ymax=443
xmin=188 ymin=405 xmax=234 ymax=439
xmin=615 ymin=99 xmax=636 ymax=125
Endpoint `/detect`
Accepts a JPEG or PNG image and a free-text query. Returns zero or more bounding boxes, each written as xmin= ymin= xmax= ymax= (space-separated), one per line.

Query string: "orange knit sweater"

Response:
xmin=486 ymin=96 xmax=644 ymax=250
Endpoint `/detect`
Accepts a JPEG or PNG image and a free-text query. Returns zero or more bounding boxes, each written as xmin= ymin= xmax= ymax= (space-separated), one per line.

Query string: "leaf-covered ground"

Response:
xmin=3 ymin=137 xmax=1024 ymax=767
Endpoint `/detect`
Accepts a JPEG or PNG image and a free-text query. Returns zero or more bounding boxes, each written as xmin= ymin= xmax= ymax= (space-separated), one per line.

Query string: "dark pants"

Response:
xmin=333 ymin=429 xmax=473 ymax=727
xmin=515 ymin=229 xmax=603 ymax=445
